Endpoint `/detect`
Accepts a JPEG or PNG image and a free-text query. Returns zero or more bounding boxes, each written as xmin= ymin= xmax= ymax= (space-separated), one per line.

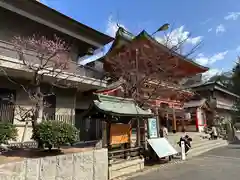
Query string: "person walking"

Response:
xmin=178 ymin=134 xmax=192 ymax=154
xmin=162 ymin=125 xmax=168 ymax=138
xmin=211 ymin=125 xmax=218 ymax=140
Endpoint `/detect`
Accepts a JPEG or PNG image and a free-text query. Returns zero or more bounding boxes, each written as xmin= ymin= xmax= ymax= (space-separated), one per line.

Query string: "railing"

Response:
xmin=9 ymin=141 xmax=38 ymax=149
xmin=108 ymin=147 xmax=143 ymax=164
xmin=0 ymin=40 xmax=104 ymax=80
xmin=44 ymin=113 xmax=75 ymax=125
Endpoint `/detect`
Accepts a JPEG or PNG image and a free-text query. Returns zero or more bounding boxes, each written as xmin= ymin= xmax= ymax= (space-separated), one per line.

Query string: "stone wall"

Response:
xmin=109 ymin=158 xmax=144 ymax=179
xmin=0 ymin=148 xmax=108 ymax=180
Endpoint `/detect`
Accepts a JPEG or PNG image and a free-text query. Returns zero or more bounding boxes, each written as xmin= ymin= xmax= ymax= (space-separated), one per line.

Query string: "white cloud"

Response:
xmin=79 ymin=15 xmax=127 ymax=65
xmin=106 ymin=15 xmax=127 ymax=37
xmin=208 ymin=28 xmax=212 ymax=32
xmin=197 ymin=53 xmax=204 ymax=57
xmin=188 ymin=36 xmax=202 ymax=45
xmin=224 ymin=12 xmax=240 ymax=20
xmin=216 ymin=24 xmax=226 ymax=34
xmin=201 ymin=18 xmax=212 ymax=25
xmin=236 ymin=46 xmax=240 ymax=52
xmin=195 ymin=57 xmax=209 ymax=66
xmin=195 ymin=51 xmax=228 ymax=66
xmin=155 ymin=26 xmax=203 ymax=48
xmin=195 ymin=53 xmax=209 ymax=66
xmin=209 ymin=51 xmax=228 ymax=64
xmin=202 ymin=68 xmax=222 ymax=81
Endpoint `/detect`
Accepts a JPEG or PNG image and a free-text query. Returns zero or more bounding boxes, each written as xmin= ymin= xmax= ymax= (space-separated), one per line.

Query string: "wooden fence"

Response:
xmin=45 ymin=114 xmax=75 ymax=125
xmin=0 ymin=103 xmax=15 ymax=123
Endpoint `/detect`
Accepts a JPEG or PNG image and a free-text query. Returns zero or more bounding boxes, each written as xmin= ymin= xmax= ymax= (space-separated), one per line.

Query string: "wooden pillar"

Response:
xmin=107 ymin=121 xmax=111 ymax=150
xmin=155 ymin=107 xmax=160 ymax=137
xmin=195 ymin=108 xmax=199 ymax=131
xmin=137 ymin=118 xmax=141 ymax=146
xmin=166 ymin=113 xmax=170 ymax=131
xmin=181 ymin=111 xmax=185 ymax=132
xmin=172 ymin=108 xmax=177 ymax=133
xmin=144 ymin=119 xmax=148 ymax=150
xmin=102 ymin=121 xmax=108 ymax=148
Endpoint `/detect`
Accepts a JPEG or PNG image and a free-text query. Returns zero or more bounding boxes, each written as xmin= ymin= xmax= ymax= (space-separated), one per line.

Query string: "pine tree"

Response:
xmin=232 ymin=58 xmax=240 ymax=94
xmin=208 ymin=72 xmax=233 ymax=90
xmin=231 ymin=57 xmax=240 ymax=124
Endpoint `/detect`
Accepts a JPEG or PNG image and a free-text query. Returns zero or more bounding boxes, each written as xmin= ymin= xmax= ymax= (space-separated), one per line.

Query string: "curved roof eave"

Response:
xmin=105 ymin=27 xmax=209 ymax=73
xmin=136 ymin=30 xmax=209 ymax=72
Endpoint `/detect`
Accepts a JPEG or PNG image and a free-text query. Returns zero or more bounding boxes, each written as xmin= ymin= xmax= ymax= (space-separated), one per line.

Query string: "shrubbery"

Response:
xmin=32 ymin=120 xmax=79 ymax=150
xmin=0 ymin=122 xmax=18 ymax=144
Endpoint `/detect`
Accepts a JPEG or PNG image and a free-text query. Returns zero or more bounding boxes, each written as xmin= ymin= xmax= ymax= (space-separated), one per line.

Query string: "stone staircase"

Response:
xmin=188 ymin=137 xmax=228 ymax=158
xmin=168 ymin=132 xmax=228 ymax=158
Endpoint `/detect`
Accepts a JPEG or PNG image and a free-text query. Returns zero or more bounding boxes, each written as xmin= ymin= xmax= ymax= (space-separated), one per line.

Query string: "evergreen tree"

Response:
xmin=208 ymin=72 xmax=233 ymax=90
xmin=231 ymin=57 xmax=240 ymax=124
xmin=232 ymin=57 xmax=240 ymax=94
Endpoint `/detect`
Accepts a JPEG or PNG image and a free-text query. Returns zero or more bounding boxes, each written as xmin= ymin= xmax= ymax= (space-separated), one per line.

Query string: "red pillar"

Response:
xmin=195 ymin=108 xmax=199 ymax=131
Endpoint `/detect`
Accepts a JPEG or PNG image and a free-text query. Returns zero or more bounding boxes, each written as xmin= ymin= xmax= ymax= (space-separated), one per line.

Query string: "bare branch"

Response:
xmin=103 ymin=27 xmax=201 ymax=109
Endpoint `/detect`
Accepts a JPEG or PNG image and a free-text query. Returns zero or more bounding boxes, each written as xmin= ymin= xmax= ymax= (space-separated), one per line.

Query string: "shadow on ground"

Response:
xmin=229 ymin=135 xmax=240 ymax=145
xmin=144 ymin=156 xmax=181 ymax=167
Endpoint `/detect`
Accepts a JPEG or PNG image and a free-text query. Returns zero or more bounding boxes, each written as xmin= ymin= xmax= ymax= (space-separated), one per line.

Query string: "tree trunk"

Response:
xmin=31 ymin=85 xmax=44 ymax=148
xmin=21 ymin=121 xmax=29 ymax=145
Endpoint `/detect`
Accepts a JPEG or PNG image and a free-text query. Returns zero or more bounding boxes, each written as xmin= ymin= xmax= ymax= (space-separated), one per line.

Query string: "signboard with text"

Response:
xmin=110 ymin=124 xmax=131 ymax=145
xmin=148 ymin=118 xmax=158 ymax=138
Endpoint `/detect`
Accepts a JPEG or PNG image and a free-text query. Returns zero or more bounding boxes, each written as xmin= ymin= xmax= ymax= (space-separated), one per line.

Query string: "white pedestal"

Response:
xmin=181 ymin=141 xmax=186 ymax=160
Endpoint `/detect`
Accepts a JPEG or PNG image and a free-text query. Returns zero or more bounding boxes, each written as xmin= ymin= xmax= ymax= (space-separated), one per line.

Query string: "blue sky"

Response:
xmin=41 ymin=0 xmax=240 ymax=79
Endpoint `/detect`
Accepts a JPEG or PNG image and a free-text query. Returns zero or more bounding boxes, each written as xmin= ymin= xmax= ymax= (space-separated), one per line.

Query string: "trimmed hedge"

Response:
xmin=0 ymin=123 xmax=18 ymax=144
xmin=32 ymin=120 xmax=79 ymax=150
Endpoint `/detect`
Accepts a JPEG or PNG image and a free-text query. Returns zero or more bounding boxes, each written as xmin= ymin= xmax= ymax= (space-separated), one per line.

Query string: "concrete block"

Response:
xmin=0 ymin=149 xmax=109 ymax=180
xmin=95 ymin=140 xmax=103 ymax=149
xmin=109 ymin=158 xmax=144 ymax=179
xmin=0 ymin=174 xmax=23 ymax=180
xmin=73 ymin=150 xmax=94 ymax=180
xmin=93 ymin=149 xmax=108 ymax=180
xmin=25 ymin=158 xmax=40 ymax=180
xmin=0 ymin=161 xmax=25 ymax=179
xmin=39 ymin=156 xmax=57 ymax=180
xmin=56 ymin=154 xmax=73 ymax=180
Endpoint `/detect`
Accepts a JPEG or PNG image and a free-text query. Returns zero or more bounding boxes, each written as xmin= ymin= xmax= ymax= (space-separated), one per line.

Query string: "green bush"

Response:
xmin=0 ymin=123 xmax=18 ymax=144
xmin=32 ymin=120 xmax=79 ymax=150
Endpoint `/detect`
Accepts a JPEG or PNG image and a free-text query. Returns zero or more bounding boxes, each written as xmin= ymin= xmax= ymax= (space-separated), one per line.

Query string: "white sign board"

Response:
xmin=147 ymin=138 xmax=178 ymax=158
xmin=148 ymin=118 xmax=158 ymax=138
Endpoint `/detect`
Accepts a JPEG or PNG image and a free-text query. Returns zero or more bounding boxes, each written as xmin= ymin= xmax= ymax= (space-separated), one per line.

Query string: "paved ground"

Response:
xmin=129 ymin=139 xmax=240 ymax=180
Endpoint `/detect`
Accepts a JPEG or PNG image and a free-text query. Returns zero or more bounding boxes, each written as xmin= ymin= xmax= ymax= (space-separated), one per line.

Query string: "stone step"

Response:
xmin=173 ymin=139 xmax=227 ymax=155
xmin=191 ymin=139 xmax=218 ymax=148
xmin=188 ymin=139 xmax=227 ymax=154
xmin=188 ymin=140 xmax=228 ymax=158
xmin=173 ymin=140 xmax=228 ymax=160
xmin=169 ymin=138 xmax=212 ymax=151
